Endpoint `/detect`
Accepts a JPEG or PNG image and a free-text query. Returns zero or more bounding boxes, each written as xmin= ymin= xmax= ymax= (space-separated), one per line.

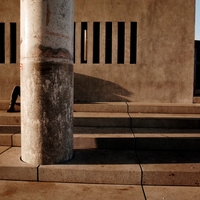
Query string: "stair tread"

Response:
xmin=1 ymin=146 xmax=200 ymax=186
xmin=1 ymin=109 xmax=200 ymax=118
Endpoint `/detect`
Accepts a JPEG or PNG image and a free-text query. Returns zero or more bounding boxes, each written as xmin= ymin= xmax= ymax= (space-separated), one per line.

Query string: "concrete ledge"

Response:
xmin=0 ymin=111 xmax=20 ymax=125
xmin=0 ymin=100 xmax=20 ymax=111
xmin=39 ymin=149 xmax=141 ymax=185
xmin=2 ymin=127 xmax=200 ymax=151
xmin=74 ymin=127 xmax=135 ymax=149
xmin=0 ymin=100 xmax=10 ymax=110
xmin=138 ymin=150 xmax=200 ymax=186
xmin=2 ymin=101 xmax=200 ymax=114
xmin=74 ymin=112 xmax=131 ymax=127
xmin=0 ymin=101 xmax=127 ymax=113
xmin=0 ymin=134 xmax=12 ymax=146
xmin=0 ymin=125 xmax=21 ymax=146
xmin=2 ymin=110 xmax=200 ymax=128
xmin=2 ymin=127 xmax=136 ymax=149
xmin=0 ymin=125 xmax=20 ymax=133
xmin=0 ymin=147 xmax=38 ymax=181
xmin=1 ymin=147 xmax=200 ymax=186
xmin=12 ymin=133 xmax=21 ymax=147
xmin=128 ymin=102 xmax=200 ymax=114
xmin=74 ymin=102 xmax=127 ymax=113
xmin=193 ymin=97 xmax=200 ymax=104
xmin=130 ymin=113 xmax=200 ymax=128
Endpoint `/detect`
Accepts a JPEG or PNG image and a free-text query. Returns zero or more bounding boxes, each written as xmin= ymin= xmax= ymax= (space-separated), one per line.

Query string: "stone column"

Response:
xmin=20 ymin=0 xmax=74 ymax=165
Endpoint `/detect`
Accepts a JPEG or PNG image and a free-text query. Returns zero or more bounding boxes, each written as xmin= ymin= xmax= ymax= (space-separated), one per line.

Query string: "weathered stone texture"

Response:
xmin=20 ymin=0 xmax=74 ymax=164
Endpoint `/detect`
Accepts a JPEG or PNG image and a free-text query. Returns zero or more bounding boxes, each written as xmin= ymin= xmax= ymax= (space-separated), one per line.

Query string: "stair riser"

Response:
xmin=0 ymin=116 xmax=20 ymax=125
xmin=135 ymin=138 xmax=200 ymax=151
xmin=74 ymin=118 xmax=131 ymax=127
xmin=132 ymin=119 xmax=200 ymax=129
xmin=0 ymin=135 xmax=136 ymax=149
xmin=1 ymin=116 xmax=200 ymax=129
xmin=1 ymin=134 xmax=200 ymax=151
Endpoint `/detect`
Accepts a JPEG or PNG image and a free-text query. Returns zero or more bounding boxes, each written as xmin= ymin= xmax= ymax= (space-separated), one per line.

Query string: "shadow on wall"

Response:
xmin=74 ymin=73 xmax=133 ymax=102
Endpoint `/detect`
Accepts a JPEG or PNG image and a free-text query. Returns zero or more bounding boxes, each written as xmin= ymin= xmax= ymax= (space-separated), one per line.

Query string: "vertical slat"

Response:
xmin=17 ymin=22 xmax=20 ymax=63
xmin=84 ymin=29 xmax=87 ymax=62
xmin=125 ymin=22 xmax=130 ymax=64
xmin=75 ymin=22 xmax=81 ymax=64
xmin=112 ymin=22 xmax=117 ymax=64
xmin=5 ymin=22 xmax=10 ymax=64
xmin=87 ymin=22 xmax=93 ymax=64
xmin=100 ymin=22 xmax=105 ymax=64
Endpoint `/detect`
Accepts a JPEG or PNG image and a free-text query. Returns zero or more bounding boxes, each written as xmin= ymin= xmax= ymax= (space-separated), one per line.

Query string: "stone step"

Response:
xmin=0 ymin=110 xmax=20 ymax=125
xmin=2 ymin=100 xmax=200 ymax=114
xmin=133 ymin=128 xmax=200 ymax=151
xmin=74 ymin=112 xmax=131 ymax=127
xmin=1 ymin=126 xmax=200 ymax=151
xmin=0 ymin=147 xmax=141 ymax=185
xmin=0 ymin=126 xmax=136 ymax=149
xmin=0 ymin=100 xmax=20 ymax=111
xmin=128 ymin=102 xmax=200 ymax=114
xmin=130 ymin=113 xmax=200 ymax=129
xmin=1 ymin=110 xmax=200 ymax=129
xmin=74 ymin=102 xmax=200 ymax=114
xmin=1 ymin=147 xmax=200 ymax=186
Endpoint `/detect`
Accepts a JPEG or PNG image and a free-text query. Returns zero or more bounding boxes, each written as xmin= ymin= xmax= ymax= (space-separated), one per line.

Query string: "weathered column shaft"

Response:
xmin=20 ymin=0 xmax=74 ymax=165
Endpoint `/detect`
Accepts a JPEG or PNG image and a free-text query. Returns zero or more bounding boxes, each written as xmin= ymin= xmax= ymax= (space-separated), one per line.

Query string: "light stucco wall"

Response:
xmin=74 ymin=0 xmax=195 ymax=103
xmin=0 ymin=0 xmax=20 ymax=100
xmin=0 ymin=0 xmax=195 ymax=103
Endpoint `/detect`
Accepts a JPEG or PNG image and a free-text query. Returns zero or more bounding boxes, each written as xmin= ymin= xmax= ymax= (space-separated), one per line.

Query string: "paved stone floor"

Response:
xmin=1 ymin=180 xmax=200 ymax=200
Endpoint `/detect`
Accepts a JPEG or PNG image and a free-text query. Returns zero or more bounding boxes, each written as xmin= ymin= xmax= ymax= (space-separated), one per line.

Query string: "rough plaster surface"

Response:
xmin=0 ymin=0 xmax=20 ymax=100
xmin=0 ymin=0 xmax=195 ymax=103
xmin=74 ymin=0 xmax=195 ymax=103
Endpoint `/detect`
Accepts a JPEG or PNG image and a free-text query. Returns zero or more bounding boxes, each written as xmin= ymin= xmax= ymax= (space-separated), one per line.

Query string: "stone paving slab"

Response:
xmin=0 ymin=180 xmax=145 ymax=200
xmin=144 ymin=185 xmax=200 ymax=200
xmin=0 ymin=147 xmax=38 ymax=181
xmin=138 ymin=150 xmax=200 ymax=186
xmin=39 ymin=149 xmax=141 ymax=185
